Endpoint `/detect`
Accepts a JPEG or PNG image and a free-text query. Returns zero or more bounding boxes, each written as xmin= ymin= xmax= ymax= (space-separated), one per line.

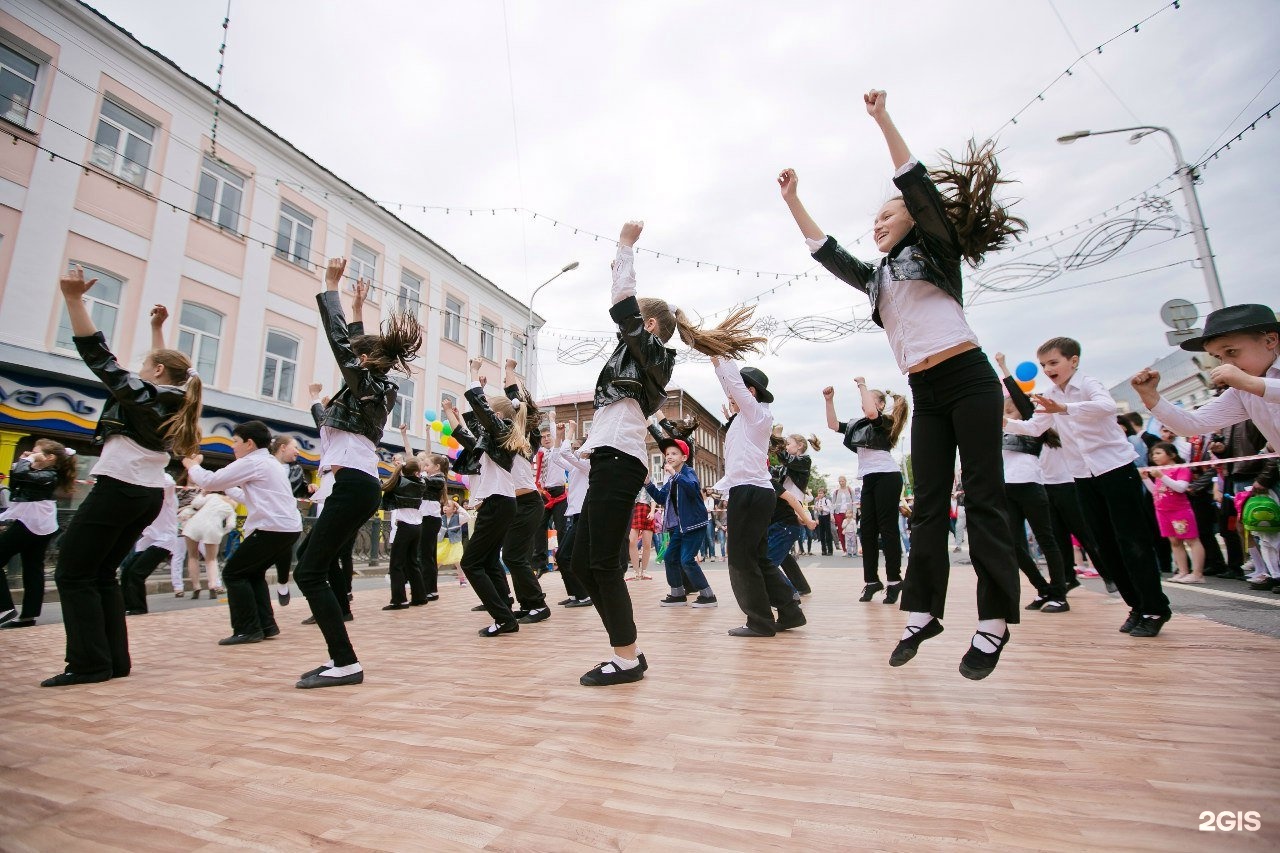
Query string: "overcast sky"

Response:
xmin=84 ymin=0 xmax=1280 ymax=483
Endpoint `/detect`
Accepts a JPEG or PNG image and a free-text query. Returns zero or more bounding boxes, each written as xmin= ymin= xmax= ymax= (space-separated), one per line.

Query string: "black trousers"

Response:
xmin=816 ymin=515 xmax=833 ymax=555
xmin=860 ymin=471 xmax=904 ymax=585
xmin=1219 ymin=494 xmax=1244 ymax=571
xmin=1076 ymin=463 xmax=1170 ymax=617
xmin=780 ymin=553 xmax=811 ymax=595
xmin=460 ymin=495 xmax=517 ymax=623
xmin=119 ymin=545 xmax=173 ymax=613
xmin=294 ymin=469 xmax=380 ymax=667
xmin=54 ymin=476 xmax=163 ymax=677
xmin=555 ymin=514 xmax=590 ymax=599
xmin=418 ymin=515 xmax=442 ymax=594
xmin=901 ymin=349 xmax=1021 ymax=622
xmin=726 ymin=485 xmax=799 ymax=636
xmin=1044 ymin=481 xmax=1109 ymax=584
xmin=388 ymin=519 xmax=425 ymax=605
xmin=532 ymin=487 xmax=568 ymax=572
xmin=1005 ymin=481 xmax=1067 ymax=599
xmin=0 ymin=520 xmax=56 ymax=618
xmin=223 ymin=529 xmax=298 ymax=635
xmin=272 ymin=538 xmax=294 ymax=586
xmin=570 ymin=447 xmax=647 ymax=648
xmin=503 ymin=491 xmax=547 ymax=609
xmin=1188 ymin=492 xmax=1226 ymax=572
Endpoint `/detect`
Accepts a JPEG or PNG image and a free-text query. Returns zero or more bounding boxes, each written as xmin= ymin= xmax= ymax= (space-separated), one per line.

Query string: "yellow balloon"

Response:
xmin=431 ymin=420 xmax=444 ymax=432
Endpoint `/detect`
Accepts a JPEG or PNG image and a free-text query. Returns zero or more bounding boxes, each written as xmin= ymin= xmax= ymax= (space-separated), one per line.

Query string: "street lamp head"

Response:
xmin=1128 ymin=129 xmax=1157 ymax=145
xmin=1056 ymin=130 xmax=1092 ymax=144
xmin=562 ymin=261 xmax=580 ymax=273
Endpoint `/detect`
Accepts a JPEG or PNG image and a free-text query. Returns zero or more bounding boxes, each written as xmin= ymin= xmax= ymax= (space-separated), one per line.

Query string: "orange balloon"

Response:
xmin=1017 ymin=379 xmax=1035 ymax=392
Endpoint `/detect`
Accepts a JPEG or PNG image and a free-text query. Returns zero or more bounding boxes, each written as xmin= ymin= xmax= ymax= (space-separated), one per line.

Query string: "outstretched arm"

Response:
xmin=149 ymin=304 xmax=168 ymax=350
xmin=351 ymin=278 xmax=368 ymax=327
xmin=865 ymin=89 xmax=912 ymax=170
xmin=399 ymin=422 xmax=414 ymax=457
xmin=777 ymin=169 xmax=825 ymax=243
xmin=60 ymin=266 xmax=99 ymax=337
xmin=855 ymin=377 xmax=879 ymax=420
xmin=822 ymin=386 xmax=841 ymax=432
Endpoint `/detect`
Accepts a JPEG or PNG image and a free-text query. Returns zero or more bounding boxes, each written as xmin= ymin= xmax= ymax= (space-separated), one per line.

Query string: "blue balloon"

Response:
xmin=424 ymin=408 xmax=437 ymax=423
xmin=1014 ymin=361 xmax=1038 ymax=382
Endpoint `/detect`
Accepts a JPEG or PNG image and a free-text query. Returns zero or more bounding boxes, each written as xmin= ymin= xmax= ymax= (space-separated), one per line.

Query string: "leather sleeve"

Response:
xmin=450 ymin=421 xmax=478 ymax=451
xmin=609 ymin=295 xmax=671 ymax=377
xmin=73 ymin=332 xmax=162 ymax=408
xmin=647 ymin=423 xmax=665 ymax=445
xmin=463 ymin=386 xmax=512 ymax=444
xmin=9 ymin=459 xmax=56 ymax=491
xmin=316 ymin=292 xmax=369 ymax=402
xmin=893 ymin=161 xmax=961 ymax=261
xmin=1002 ymin=375 xmax=1035 ymax=420
xmin=310 ymin=402 xmax=325 ymax=428
xmin=811 ymin=236 xmax=875 ymax=294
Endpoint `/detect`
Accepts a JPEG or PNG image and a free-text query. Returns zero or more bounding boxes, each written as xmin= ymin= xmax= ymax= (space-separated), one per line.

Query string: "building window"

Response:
xmin=349 ymin=242 xmax=378 ymax=302
xmin=444 ymin=296 xmax=462 ymax=344
xmin=90 ymin=98 xmax=154 ymax=188
xmin=650 ymin=453 xmax=664 ymax=482
xmin=480 ymin=319 xmax=496 ymax=361
xmin=440 ymin=391 xmax=458 ymax=412
xmin=0 ymin=43 xmax=39 ymax=127
xmin=275 ymin=202 xmax=313 ymax=268
xmin=582 ymin=419 xmax=592 ymax=437
xmin=177 ymin=302 xmax=222 ymax=380
xmin=261 ymin=330 xmax=299 ymax=403
xmin=512 ymin=337 xmax=526 ymax=374
xmin=398 ymin=269 xmax=422 ymax=315
xmin=195 ymin=156 xmax=245 ymax=233
xmin=56 ymin=265 xmax=122 ymax=350
xmin=390 ymin=376 xmax=415 ymax=429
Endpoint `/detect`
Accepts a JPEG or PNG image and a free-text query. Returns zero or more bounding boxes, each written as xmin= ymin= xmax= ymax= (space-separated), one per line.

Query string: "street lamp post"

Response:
xmin=1057 ymin=125 xmax=1226 ymax=312
xmin=525 ymin=260 xmax=579 ymax=396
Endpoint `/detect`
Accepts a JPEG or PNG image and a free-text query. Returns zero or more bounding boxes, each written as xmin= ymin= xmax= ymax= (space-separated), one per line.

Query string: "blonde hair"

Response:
xmin=871 ymin=390 xmax=909 ymax=448
xmin=788 ymin=433 xmax=822 ymax=454
xmin=487 ymin=394 xmax=531 ymax=456
xmin=149 ymin=348 xmax=203 ymax=456
xmin=637 ymin=299 xmax=766 ymax=359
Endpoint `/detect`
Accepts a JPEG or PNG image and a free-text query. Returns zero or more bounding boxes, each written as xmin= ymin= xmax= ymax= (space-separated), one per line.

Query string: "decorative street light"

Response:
xmin=525 ymin=260 xmax=579 ymax=394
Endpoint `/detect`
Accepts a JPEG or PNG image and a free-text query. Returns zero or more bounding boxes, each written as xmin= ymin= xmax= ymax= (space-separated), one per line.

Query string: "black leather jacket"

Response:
xmin=648 ymin=417 xmax=697 ymax=467
xmin=593 ymin=295 xmax=676 ymax=416
xmin=451 ymin=416 xmax=483 ymax=476
xmin=7 ymin=458 xmax=57 ymax=502
xmin=313 ymin=291 xmax=397 ymax=445
xmin=385 ymin=471 xmax=426 ymax=509
xmin=284 ymin=462 xmax=309 ymax=498
xmin=771 ymin=449 xmax=812 ymax=494
xmin=74 ymin=332 xmax=186 ymax=452
xmin=837 ymin=416 xmax=892 ymax=452
xmin=1002 ymin=376 xmax=1044 ymax=456
xmin=810 ymin=161 xmax=963 ymax=328
xmin=459 ymin=385 xmax=516 ymax=472
xmin=423 ymin=472 xmax=447 ymax=502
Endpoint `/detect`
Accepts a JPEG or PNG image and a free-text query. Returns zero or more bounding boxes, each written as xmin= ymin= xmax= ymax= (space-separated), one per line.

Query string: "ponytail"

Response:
xmin=34 ymin=438 xmax=76 ymax=498
xmin=638 ymin=298 xmax=766 ymax=359
xmin=487 ymin=394 xmax=531 ymax=456
xmin=885 ymin=392 xmax=909 ymax=448
xmin=928 ymin=139 xmax=1027 ymax=266
xmin=1043 ymin=428 xmax=1062 ymax=450
xmin=351 ymin=311 xmax=424 ymax=375
xmin=150 ymin=348 xmax=203 ymax=456
xmin=807 ymin=434 xmax=823 ymax=452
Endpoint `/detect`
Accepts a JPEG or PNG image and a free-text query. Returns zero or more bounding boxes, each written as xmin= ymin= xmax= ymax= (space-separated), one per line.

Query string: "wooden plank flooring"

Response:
xmin=1 ymin=561 xmax=1277 ymax=852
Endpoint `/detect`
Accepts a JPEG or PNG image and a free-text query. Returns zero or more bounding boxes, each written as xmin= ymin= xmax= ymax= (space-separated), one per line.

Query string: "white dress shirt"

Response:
xmin=186 ymin=448 xmax=303 ymax=535
xmin=805 ymin=159 xmax=978 ymax=375
xmin=1039 ymin=445 xmax=1074 ymax=485
xmin=318 ymin=426 xmax=379 ymax=479
xmin=1002 ymin=447 xmax=1043 ymax=485
xmin=1004 ymin=371 xmax=1137 ymax=478
xmin=509 ymin=454 xmax=537 ymax=491
xmin=535 ymin=447 xmax=565 ymax=490
xmin=1151 ymin=363 xmax=1280 ymax=452
xmin=554 ymin=442 xmax=590 ymax=516
xmin=580 ymin=244 xmax=652 ymax=467
xmin=712 ymin=359 xmax=773 ymax=491
xmin=91 ymin=434 xmax=170 ymax=488
xmin=135 ymin=474 xmax=178 ymax=552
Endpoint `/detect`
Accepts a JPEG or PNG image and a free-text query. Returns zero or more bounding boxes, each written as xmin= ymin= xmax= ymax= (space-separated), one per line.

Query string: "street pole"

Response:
xmin=525 ymin=261 xmax=579 ymax=399
xmin=1057 ymin=125 xmax=1226 ymax=312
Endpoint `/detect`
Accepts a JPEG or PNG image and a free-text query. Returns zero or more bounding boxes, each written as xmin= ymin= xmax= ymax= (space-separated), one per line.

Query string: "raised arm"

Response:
xmin=399 ymin=422 xmax=414 ymax=457
xmin=713 ymin=356 xmax=766 ymax=423
xmin=777 ymin=169 xmax=825 ymax=243
xmin=855 ymin=377 xmax=880 ymax=420
xmin=994 ymin=353 xmax=1035 ymax=420
xmin=822 ymin=386 xmax=841 ymax=432
xmin=308 ymin=383 xmax=326 ymax=428
xmin=149 ymin=304 xmax=169 ymax=351
xmin=60 ymin=266 xmax=99 ymax=338
xmin=317 ymin=258 xmax=367 ymax=394
xmin=866 ymin=89 xmax=911 ymax=170
xmin=350 ymin=277 xmax=368 ymax=328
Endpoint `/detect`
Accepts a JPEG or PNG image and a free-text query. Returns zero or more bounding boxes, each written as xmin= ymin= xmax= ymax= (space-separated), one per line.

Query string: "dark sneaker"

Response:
xmin=217 ymin=632 xmax=265 ymax=645
xmin=277 ymin=588 xmax=291 ymax=607
xmin=691 ymin=594 xmax=718 ymax=608
xmin=884 ymin=583 xmax=901 ymax=605
xmin=660 ymin=595 xmax=688 ymax=607
xmin=1118 ymin=610 xmax=1142 ymax=633
xmin=859 ymin=582 xmax=884 ymax=603
xmin=1129 ymin=613 xmax=1170 ymax=638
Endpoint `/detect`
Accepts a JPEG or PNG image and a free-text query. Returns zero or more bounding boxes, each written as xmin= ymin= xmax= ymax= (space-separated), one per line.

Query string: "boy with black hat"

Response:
xmin=645 ymin=435 xmax=718 ymax=608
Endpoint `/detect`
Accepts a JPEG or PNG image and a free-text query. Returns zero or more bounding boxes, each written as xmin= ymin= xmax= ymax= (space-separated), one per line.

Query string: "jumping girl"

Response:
xmin=294 ymin=262 xmax=421 ymax=689
xmin=0 ymin=440 xmax=76 ymax=628
xmin=781 ymin=89 xmax=1025 ymax=679
xmin=43 ymin=267 xmax=202 ymax=686
xmin=574 ymin=220 xmax=763 ymax=685
xmin=823 ymin=380 xmax=908 ymax=604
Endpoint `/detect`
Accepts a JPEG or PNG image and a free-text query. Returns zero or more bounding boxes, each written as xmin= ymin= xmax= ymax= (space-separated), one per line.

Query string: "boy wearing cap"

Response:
xmin=645 ymin=437 xmax=718 ymax=608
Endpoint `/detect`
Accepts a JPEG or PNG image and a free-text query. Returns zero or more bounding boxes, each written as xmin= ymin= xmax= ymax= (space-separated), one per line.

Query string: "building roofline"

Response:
xmin=67 ymin=0 xmax=541 ymax=325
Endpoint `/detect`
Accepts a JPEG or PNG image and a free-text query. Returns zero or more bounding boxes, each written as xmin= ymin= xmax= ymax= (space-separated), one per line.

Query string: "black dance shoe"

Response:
xmin=889 ymin=618 xmax=943 ymax=667
xmin=296 ymin=670 xmax=364 ymax=689
xmin=40 ymin=670 xmax=111 ymax=687
xmin=958 ymin=629 xmax=1011 ymax=681
xmin=478 ymin=621 xmax=519 ymax=637
xmin=859 ymin=582 xmax=884 ymax=602
xmin=884 ymin=583 xmax=902 ymax=605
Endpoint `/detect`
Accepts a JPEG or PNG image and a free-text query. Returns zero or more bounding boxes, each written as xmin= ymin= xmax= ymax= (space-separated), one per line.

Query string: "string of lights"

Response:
xmin=208 ymin=0 xmax=232 ymax=158
xmin=1195 ymin=99 xmax=1279 ymax=171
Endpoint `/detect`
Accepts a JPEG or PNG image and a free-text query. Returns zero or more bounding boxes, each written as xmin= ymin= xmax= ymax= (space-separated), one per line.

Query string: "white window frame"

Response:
xmin=650 ymin=453 xmax=664 ymax=483
xmin=512 ymin=337 xmax=526 ymax=375
xmin=195 ymin=155 xmax=246 ymax=234
xmin=261 ymin=330 xmax=300 ymax=404
xmin=0 ymin=41 xmax=41 ymax=130
xmin=444 ymin=296 xmax=462 ymax=344
xmin=390 ymin=376 xmax=415 ymax=429
xmin=582 ymin=419 xmax=592 ymax=437
xmin=176 ymin=302 xmax=222 ymax=381
xmin=480 ymin=319 xmax=496 ymax=361
xmin=348 ymin=242 xmax=378 ymax=303
xmin=90 ymin=97 xmax=155 ymax=188
xmin=275 ymin=202 xmax=313 ymax=269
xmin=56 ymin=263 xmax=123 ymax=351
xmin=398 ymin=269 xmax=422 ymax=315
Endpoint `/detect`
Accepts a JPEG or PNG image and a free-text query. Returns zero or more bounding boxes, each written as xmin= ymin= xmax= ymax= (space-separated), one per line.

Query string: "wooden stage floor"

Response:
xmin=1 ymin=562 xmax=1277 ymax=852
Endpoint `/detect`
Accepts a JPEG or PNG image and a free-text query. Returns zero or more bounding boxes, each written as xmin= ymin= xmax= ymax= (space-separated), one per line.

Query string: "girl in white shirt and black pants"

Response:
xmin=781 ymin=90 xmax=1024 ymax=680
xmin=574 ymin=221 xmax=764 ymax=686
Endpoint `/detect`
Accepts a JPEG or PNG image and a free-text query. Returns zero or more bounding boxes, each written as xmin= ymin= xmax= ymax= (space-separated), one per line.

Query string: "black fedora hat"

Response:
xmin=1180 ymin=304 xmax=1280 ymax=352
xmin=740 ymin=366 xmax=774 ymax=404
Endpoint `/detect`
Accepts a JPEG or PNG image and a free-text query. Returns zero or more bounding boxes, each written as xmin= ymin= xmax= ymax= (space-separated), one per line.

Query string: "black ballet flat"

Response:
xmin=296 ymin=670 xmax=364 ymax=689
xmin=959 ymin=628 xmax=1011 ymax=681
xmin=889 ymin=618 xmax=943 ymax=667
xmin=40 ymin=670 xmax=111 ymax=687
xmin=478 ymin=621 xmax=519 ymax=637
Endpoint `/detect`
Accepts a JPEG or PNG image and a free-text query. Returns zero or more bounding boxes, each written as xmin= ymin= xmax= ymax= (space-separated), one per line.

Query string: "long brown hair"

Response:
xmin=33 ymin=438 xmax=76 ymax=498
xmin=149 ymin=348 xmax=203 ymax=457
xmin=488 ymin=394 xmax=531 ymax=456
xmin=351 ymin=312 xmax=423 ymax=375
xmin=638 ymin=299 xmax=766 ymax=359
xmin=871 ymin=390 xmax=909 ymax=448
xmin=925 ymin=139 xmax=1027 ymax=266
xmin=383 ymin=457 xmax=422 ymax=492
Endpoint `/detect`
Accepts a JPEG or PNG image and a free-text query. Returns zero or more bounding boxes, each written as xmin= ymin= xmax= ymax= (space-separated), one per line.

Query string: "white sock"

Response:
xmin=670 ymin=586 xmax=685 ymax=597
xmin=599 ymin=654 xmax=640 ymax=674
xmin=901 ymin=611 xmax=934 ymax=641
xmin=319 ymin=662 xmax=362 ymax=677
xmin=277 ymin=584 xmax=289 ymax=595
xmin=973 ymin=618 xmax=1008 ymax=653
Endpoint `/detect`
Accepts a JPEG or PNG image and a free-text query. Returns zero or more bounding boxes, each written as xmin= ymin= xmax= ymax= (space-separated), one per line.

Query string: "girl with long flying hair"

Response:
xmin=0 ymin=440 xmax=76 ymax=628
xmin=781 ymin=89 xmax=1025 ymax=680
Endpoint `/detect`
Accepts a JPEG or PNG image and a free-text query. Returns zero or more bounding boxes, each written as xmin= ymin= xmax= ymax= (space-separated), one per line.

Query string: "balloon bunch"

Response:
xmin=1013 ymin=360 xmax=1038 ymax=393
xmin=424 ymin=409 xmax=464 ymax=458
